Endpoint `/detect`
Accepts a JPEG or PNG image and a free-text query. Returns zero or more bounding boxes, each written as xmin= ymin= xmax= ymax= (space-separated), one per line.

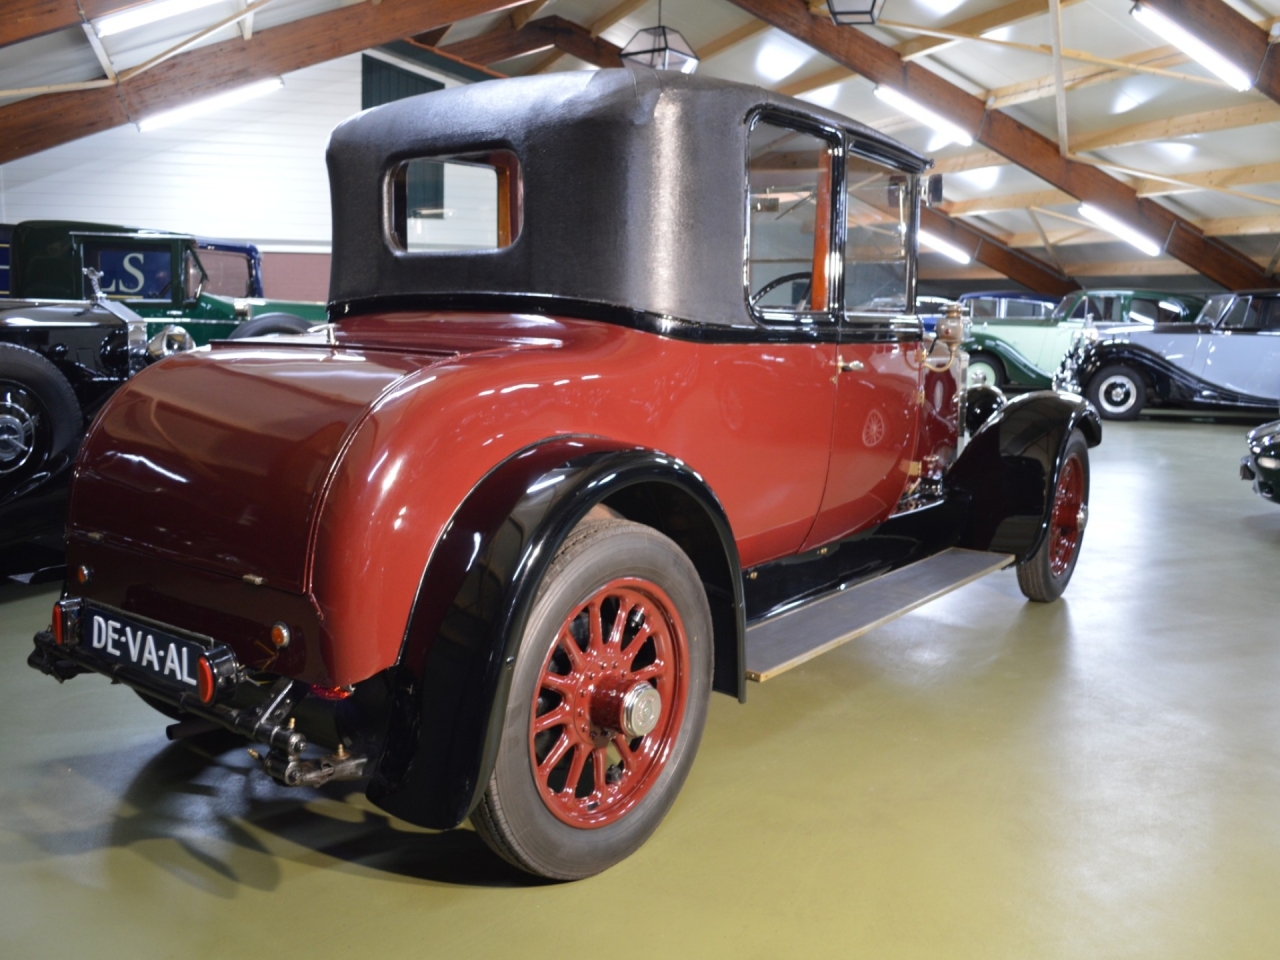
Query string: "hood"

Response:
xmin=68 ymin=335 xmax=472 ymax=592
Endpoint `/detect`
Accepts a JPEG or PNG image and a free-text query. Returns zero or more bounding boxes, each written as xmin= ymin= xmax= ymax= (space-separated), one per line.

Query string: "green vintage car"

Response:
xmin=964 ymin=288 xmax=1205 ymax=390
xmin=8 ymin=220 xmax=326 ymax=342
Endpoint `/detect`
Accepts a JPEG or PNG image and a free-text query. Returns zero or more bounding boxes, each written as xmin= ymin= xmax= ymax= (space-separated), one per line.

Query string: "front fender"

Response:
xmin=965 ymin=333 xmax=1050 ymax=388
xmin=366 ymin=439 xmax=743 ymax=830
xmin=947 ymin=390 xmax=1101 ymax=562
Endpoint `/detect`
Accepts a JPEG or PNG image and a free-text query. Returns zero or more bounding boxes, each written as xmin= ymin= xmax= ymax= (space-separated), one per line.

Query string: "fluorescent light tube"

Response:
xmin=138 ymin=78 xmax=283 ymax=132
xmin=874 ymin=86 xmax=973 ymax=147
xmin=919 ymin=229 xmax=972 ymax=264
xmin=1078 ymin=203 xmax=1162 ymax=257
xmin=1130 ymin=3 xmax=1252 ymax=92
xmin=96 ymin=0 xmax=227 ymax=38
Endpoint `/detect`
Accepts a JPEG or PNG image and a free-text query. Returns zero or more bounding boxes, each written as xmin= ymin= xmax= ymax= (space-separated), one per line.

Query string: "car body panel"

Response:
xmin=966 ymin=289 xmax=1204 ymax=389
xmin=1058 ymin=291 xmax=1280 ymax=410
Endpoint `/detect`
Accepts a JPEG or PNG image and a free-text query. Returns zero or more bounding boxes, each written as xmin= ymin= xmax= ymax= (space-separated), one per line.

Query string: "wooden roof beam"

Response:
xmin=442 ymin=15 xmax=622 ymax=68
xmin=0 ymin=0 xmax=525 ymax=165
xmin=1139 ymin=0 xmax=1280 ymax=103
xmin=729 ymin=0 xmax=1273 ymax=289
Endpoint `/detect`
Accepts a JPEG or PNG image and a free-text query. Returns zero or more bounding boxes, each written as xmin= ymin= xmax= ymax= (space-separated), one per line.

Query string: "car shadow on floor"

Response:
xmin=5 ymin=731 xmax=550 ymax=893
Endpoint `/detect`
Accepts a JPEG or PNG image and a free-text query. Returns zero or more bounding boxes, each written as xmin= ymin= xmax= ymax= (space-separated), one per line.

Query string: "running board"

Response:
xmin=744 ymin=548 xmax=1014 ymax=682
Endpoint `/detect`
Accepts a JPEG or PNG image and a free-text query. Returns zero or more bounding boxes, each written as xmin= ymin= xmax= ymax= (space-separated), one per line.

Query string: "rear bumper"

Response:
xmin=28 ymin=598 xmax=394 ymax=787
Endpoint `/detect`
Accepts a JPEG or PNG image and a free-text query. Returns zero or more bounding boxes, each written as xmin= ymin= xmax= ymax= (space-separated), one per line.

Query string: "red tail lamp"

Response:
xmin=196 ymin=656 xmax=217 ymax=704
xmin=51 ymin=603 xmax=64 ymax=645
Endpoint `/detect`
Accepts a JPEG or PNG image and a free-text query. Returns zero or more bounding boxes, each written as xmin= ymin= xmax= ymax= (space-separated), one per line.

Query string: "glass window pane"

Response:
xmin=1128 ymin=299 xmax=1159 ymax=323
xmin=388 ymin=151 xmax=520 ymax=253
xmin=1222 ymin=296 xmax=1258 ymax=329
xmin=1199 ymin=295 xmax=1233 ymax=325
xmin=844 ymin=155 xmax=908 ymax=317
xmin=747 ymin=122 xmax=834 ymax=315
xmin=197 ymin=249 xmax=253 ymax=298
xmin=82 ymin=242 xmax=172 ymax=300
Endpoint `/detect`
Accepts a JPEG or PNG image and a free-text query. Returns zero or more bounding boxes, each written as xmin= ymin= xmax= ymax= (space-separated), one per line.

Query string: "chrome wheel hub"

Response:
xmin=621 ymin=683 xmax=662 ymax=738
xmin=0 ymin=405 xmax=35 ymax=475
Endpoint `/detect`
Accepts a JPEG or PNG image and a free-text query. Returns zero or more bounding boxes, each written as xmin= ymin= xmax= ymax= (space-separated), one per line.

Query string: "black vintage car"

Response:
xmin=1241 ymin=418 xmax=1280 ymax=503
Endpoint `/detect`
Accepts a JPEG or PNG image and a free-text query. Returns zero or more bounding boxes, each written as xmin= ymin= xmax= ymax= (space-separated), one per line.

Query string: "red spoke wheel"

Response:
xmin=472 ymin=518 xmax=713 ymax=880
xmin=1016 ymin=429 xmax=1090 ymax=602
xmin=530 ymin=578 xmax=688 ymax=828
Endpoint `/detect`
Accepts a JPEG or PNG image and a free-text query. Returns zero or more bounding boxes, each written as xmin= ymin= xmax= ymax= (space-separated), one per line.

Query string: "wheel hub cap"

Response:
xmin=529 ymin=578 xmax=688 ymax=828
xmin=1099 ymin=375 xmax=1135 ymax=414
xmin=0 ymin=402 xmax=36 ymax=475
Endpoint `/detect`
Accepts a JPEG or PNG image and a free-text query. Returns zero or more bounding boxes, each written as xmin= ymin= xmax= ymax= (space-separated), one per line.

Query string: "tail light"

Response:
xmin=50 ymin=599 xmax=82 ymax=646
xmin=51 ymin=603 xmax=64 ymax=645
xmin=196 ymin=656 xmax=217 ymax=704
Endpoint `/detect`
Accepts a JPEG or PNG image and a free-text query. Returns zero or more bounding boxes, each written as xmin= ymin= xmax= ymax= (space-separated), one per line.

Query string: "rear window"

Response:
xmin=387 ymin=151 xmax=521 ymax=253
xmin=80 ymin=240 xmax=172 ymax=300
xmin=198 ymin=249 xmax=255 ymax=297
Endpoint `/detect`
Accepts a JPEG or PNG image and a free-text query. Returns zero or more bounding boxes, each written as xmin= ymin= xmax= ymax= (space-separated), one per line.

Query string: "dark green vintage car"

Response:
xmin=964 ymin=288 xmax=1205 ymax=390
xmin=8 ymin=220 xmax=326 ymax=342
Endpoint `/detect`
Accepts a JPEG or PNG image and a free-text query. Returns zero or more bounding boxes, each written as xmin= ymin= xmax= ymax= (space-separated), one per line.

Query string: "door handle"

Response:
xmin=835 ymin=355 xmax=864 ymax=373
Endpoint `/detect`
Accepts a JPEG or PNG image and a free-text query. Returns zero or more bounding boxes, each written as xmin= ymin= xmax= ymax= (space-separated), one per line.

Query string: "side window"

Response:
xmin=81 ymin=240 xmax=173 ymax=300
xmin=1003 ymin=299 xmax=1046 ymax=320
xmin=1258 ymin=299 xmax=1280 ymax=331
xmin=843 ymin=154 xmax=908 ymax=318
xmin=747 ymin=120 xmax=835 ymax=317
xmin=1129 ymin=299 xmax=1160 ymax=324
xmin=968 ymin=298 xmax=998 ymax=319
xmin=1221 ymin=296 xmax=1260 ymax=330
xmin=198 ymin=249 xmax=254 ymax=298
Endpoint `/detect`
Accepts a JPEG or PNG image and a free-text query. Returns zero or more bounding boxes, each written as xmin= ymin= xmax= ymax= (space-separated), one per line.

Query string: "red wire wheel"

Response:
xmin=1016 ymin=429 xmax=1090 ymax=602
xmin=1048 ymin=452 xmax=1085 ymax=576
xmin=529 ymin=578 xmax=689 ymax=828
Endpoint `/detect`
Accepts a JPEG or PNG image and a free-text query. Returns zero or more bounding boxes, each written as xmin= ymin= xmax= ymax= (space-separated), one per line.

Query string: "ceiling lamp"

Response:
xmin=619 ymin=0 xmax=699 ymax=74
xmin=620 ymin=26 xmax=700 ymax=74
xmin=919 ymin=229 xmax=972 ymax=264
xmin=1129 ymin=3 xmax=1252 ymax=92
xmin=95 ymin=0 xmax=226 ymax=38
xmin=825 ymin=0 xmax=888 ymax=26
xmin=873 ymin=85 xmax=973 ymax=147
xmin=138 ymin=78 xmax=284 ymax=132
xmin=1078 ymin=203 xmax=1162 ymax=257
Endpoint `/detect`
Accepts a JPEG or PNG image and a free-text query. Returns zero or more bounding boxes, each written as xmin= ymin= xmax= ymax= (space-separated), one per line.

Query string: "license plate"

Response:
xmin=82 ymin=604 xmax=209 ymax=692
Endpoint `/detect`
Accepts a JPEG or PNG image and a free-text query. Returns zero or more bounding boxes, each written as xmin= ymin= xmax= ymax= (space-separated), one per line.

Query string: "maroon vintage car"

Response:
xmin=29 ymin=69 xmax=1100 ymax=879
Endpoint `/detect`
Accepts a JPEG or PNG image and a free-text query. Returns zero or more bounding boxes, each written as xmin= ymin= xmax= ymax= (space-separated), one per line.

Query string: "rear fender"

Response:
xmin=366 ymin=438 xmax=743 ymax=830
xmin=946 ymin=391 xmax=1101 ymax=562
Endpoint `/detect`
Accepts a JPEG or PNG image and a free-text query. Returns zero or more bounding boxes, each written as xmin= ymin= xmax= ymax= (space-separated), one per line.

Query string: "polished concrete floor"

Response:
xmin=3 ymin=417 xmax=1279 ymax=959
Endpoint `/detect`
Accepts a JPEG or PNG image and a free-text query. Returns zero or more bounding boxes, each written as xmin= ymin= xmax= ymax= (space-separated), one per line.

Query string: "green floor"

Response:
xmin=3 ymin=418 xmax=1279 ymax=959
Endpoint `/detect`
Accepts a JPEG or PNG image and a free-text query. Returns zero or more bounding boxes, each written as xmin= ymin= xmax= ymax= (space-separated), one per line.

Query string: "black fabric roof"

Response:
xmin=326 ymin=68 xmax=929 ymax=327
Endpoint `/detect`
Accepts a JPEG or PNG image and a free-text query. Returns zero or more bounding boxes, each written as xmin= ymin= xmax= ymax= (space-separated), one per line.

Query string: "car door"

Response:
xmin=1192 ymin=296 xmax=1280 ymax=399
xmin=801 ymin=146 xmax=922 ymax=549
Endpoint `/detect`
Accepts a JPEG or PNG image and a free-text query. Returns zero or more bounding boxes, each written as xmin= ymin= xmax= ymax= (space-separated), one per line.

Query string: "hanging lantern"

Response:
xmin=619 ymin=26 xmax=700 ymax=74
xmin=825 ymin=0 xmax=887 ymax=26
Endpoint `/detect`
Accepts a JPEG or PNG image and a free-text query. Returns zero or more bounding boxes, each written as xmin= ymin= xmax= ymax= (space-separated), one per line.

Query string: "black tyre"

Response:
xmin=966 ymin=350 xmax=1006 ymax=388
xmin=0 ymin=343 xmax=82 ymax=488
xmin=228 ymin=312 xmax=313 ymax=339
xmin=472 ymin=518 xmax=713 ymax=880
xmin=1087 ymin=364 xmax=1145 ymax=420
xmin=1017 ymin=429 xmax=1089 ymax=602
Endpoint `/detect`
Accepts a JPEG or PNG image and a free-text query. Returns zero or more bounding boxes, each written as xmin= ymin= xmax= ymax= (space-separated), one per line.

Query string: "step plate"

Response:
xmin=744 ymin=548 xmax=1014 ymax=682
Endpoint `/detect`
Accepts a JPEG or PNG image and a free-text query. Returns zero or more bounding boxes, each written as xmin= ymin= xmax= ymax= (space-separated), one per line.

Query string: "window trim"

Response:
xmin=743 ymin=107 xmax=845 ymax=330
xmin=840 ymin=141 xmax=919 ymax=328
xmin=383 ymin=149 xmax=523 ymax=256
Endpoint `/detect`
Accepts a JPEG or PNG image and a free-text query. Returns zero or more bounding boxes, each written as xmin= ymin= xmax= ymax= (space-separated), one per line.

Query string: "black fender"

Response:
xmin=1077 ymin=340 xmax=1276 ymax=409
xmin=946 ymin=390 xmax=1101 ymax=562
xmin=365 ymin=437 xmax=744 ymax=830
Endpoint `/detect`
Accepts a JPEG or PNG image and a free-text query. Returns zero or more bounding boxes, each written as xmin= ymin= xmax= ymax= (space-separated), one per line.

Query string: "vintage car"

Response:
xmin=28 ymin=70 xmax=1100 ymax=880
xmin=1058 ymin=290 xmax=1280 ymax=419
xmin=0 ymin=223 xmax=328 ymax=574
xmin=966 ymin=288 xmax=1205 ymax=391
xmin=1240 ymin=419 xmax=1280 ymax=503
